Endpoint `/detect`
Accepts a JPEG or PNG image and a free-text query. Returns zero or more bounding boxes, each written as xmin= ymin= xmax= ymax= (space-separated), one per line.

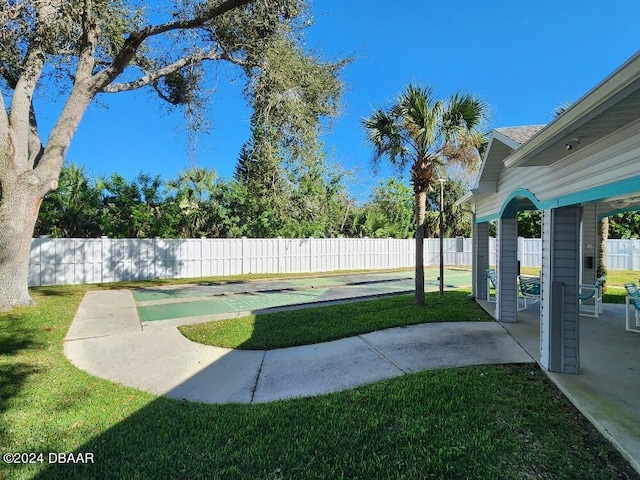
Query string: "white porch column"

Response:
xmin=540 ymin=207 xmax=581 ymax=374
xmin=581 ymin=204 xmax=598 ymax=285
xmin=473 ymin=221 xmax=490 ymax=300
xmin=497 ymin=217 xmax=518 ymax=323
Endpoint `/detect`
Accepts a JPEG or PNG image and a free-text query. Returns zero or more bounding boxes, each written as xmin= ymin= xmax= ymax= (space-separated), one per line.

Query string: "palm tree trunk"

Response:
xmin=414 ymin=190 xmax=427 ymax=304
xmin=598 ymin=217 xmax=609 ymax=291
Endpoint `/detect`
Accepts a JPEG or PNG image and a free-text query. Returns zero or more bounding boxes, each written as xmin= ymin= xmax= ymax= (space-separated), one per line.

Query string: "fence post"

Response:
xmin=241 ymin=237 xmax=248 ymax=275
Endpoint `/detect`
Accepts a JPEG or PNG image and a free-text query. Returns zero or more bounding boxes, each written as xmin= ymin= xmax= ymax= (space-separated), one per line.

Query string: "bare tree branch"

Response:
xmin=91 ymin=0 xmax=254 ymax=91
xmin=75 ymin=0 xmax=98 ymax=83
xmin=0 ymin=89 xmax=11 ymax=173
xmin=28 ymin=103 xmax=44 ymax=169
xmin=101 ymin=49 xmax=227 ymax=94
xmin=9 ymin=0 xmax=62 ymax=170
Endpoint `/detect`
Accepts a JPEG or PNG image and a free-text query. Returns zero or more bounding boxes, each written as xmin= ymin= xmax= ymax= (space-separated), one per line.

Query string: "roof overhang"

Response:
xmin=504 ymin=51 xmax=640 ymax=168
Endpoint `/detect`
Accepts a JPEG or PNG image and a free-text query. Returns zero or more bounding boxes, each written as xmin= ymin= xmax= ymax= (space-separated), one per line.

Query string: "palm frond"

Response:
xmin=362 ymin=108 xmax=409 ymax=168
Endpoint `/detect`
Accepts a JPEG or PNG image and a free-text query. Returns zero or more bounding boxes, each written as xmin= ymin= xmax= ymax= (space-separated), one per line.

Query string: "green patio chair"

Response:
xmin=579 ymin=276 xmax=606 ymax=318
xmin=486 ymin=268 xmax=496 ymax=303
xmin=623 ymin=283 xmax=640 ymax=333
xmin=517 ymin=275 xmax=540 ymax=311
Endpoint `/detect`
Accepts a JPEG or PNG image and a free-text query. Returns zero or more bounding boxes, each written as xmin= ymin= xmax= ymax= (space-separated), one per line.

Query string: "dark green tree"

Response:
xmin=35 ymin=163 xmax=101 ymax=237
xmin=517 ymin=210 xmax=542 ymax=238
xmin=609 ymin=212 xmax=640 ymax=239
xmin=167 ymin=167 xmax=219 ymax=238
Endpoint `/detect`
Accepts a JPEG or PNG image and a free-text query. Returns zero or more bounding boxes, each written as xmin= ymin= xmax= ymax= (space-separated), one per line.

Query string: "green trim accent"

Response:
xmin=500 ymin=189 xmax=542 ymax=219
xmin=476 ymin=214 xmax=499 ymax=224
xmin=551 ymin=176 xmax=640 ymax=209
xmin=475 ymin=175 xmax=640 ymax=224
xmin=598 ymin=205 xmax=640 ymax=220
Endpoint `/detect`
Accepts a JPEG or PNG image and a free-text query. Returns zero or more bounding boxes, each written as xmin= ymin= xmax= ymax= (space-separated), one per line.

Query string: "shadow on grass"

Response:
xmin=30 ymin=364 xmax=640 ymax=480
xmin=17 ymin=275 xmax=640 ymax=479
xmin=0 ymin=320 xmax=40 ymax=356
xmin=0 ymin=317 xmax=42 ymax=443
xmin=30 ymin=286 xmax=84 ymax=297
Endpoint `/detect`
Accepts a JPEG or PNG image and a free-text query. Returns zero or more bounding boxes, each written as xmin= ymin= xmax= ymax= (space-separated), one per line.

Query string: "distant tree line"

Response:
xmin=516 ymin=210 xmax=640 ymax=239
xmin=34 ymin=162 xmax=474 ymax=240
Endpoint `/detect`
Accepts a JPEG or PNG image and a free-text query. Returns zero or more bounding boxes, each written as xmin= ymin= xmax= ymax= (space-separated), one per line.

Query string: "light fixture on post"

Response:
xmin=438 ymin=177 xmax=446 ymax=297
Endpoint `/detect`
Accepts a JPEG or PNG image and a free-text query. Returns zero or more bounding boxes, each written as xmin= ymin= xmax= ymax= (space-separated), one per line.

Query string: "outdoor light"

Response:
xmin=565 ymin=137 xmax=580 ymax=151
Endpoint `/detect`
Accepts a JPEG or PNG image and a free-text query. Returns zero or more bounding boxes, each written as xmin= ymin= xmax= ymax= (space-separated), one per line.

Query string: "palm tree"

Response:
xmin=363 ymin=84 xmax=487 ymax=304
xmin=167 ymin=167 xmax=218 ymax=237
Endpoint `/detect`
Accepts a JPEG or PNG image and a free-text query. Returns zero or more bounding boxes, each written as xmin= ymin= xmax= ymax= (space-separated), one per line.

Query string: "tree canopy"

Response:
xmin=0 ymin=0 xmax=348 ymax=310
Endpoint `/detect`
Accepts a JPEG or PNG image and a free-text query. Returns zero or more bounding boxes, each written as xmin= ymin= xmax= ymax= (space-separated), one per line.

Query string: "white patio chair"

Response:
xmin=579 ymin=276 xmax=606 ymax=318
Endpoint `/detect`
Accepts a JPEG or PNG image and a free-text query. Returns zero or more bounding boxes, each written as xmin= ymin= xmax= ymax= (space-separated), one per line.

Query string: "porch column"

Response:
xmin=473 ymin=221 xmax=490 ymax=300
xmin=496 ymin=217 xmax=518 ymax=322
xmin=540 ymin=207 xmax=581 ymax=374
xmin=581 ymin=204 xmax=598 ymax=285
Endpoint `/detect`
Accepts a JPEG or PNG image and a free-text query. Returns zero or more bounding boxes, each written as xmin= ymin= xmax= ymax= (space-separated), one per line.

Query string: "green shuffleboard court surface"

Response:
xmin=137 ymin=288 xmax=330 ymax=322
xmin=134 ymin=269 xmax=471 ymax=323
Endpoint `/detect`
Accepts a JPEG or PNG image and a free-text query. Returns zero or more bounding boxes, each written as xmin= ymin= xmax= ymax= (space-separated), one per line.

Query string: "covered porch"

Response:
xmin=460 ymin=51 xmax=640 ymax=375
xmin=460 ymin=51 xmax=640 ymax=472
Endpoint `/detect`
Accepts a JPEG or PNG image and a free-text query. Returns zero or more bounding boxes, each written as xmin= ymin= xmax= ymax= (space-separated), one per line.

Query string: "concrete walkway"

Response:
xmin=63 ymin=287 xmax=533 ymax=404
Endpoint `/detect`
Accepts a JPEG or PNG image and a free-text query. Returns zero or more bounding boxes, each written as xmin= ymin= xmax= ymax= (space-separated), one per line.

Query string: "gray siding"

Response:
xmin=476 ymin=121 xmax=640 ymax=220
xmin=541 ymin=207 xmax=581 ymax=374
xmin=497 ymin=218 xmax=518 ymax=323
xmin=581 ymin=204 xmax=598 ymax=285
xmin=473 ymin=222 xmax=490 ymax=300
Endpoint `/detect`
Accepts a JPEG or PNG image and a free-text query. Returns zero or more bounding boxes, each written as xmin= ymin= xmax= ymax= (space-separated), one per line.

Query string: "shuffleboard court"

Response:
xmin=135 ymin=268 xmax=471 ymax=323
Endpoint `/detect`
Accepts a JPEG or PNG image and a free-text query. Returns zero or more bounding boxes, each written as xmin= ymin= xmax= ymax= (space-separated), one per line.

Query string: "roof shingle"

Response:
xmin=495 ymin=125 xmax=546 ymax=145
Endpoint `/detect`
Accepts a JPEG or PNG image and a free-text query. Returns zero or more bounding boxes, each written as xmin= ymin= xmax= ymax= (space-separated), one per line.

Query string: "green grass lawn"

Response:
xmin=179 ymin=290 xmax=491 ymax=350
xmin=2 ymin=278 xmax=639 ymax=479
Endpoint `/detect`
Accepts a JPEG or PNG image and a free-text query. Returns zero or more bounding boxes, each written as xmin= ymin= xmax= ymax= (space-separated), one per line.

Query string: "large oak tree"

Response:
xmin=0 ymin=0 xmax=344 ymax=310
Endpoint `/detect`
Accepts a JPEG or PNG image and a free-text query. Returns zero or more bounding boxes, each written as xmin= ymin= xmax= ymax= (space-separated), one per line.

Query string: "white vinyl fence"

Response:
xmin=27 ymin=237 xmax=640 ymax=287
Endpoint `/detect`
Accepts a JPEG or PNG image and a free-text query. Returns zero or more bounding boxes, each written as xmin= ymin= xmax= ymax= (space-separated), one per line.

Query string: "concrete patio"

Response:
xmin=479 ymin=299 xmax=640 ymax=473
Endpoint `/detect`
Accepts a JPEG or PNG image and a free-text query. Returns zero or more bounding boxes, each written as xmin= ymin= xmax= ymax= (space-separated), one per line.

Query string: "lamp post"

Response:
xmin=438 ymin=178 xmax=446 ymax=297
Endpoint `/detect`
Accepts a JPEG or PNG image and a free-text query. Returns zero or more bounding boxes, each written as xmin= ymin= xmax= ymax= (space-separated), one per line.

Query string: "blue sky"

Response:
xmin=38 ymin=1 xmax=640 ymax=202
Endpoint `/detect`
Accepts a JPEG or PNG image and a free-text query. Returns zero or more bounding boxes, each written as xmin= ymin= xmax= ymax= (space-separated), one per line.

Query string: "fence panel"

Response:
xmin=27 ymin=237 xmax=640 ymax=287
xmin=606 ymin=239 xmax=640 ymax=271
xmin=519 ymin=238 xmax=543 ymax=268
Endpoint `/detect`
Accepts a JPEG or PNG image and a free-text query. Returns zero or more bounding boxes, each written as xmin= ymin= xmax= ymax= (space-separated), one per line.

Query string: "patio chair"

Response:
xmin=578 ymin=276 xmax=606 ymax=318
xmin=517 ymin=275 xmax=540 ymax=311
xmin=623 ymin=283 xmax=640 ymax=333
xmin=486 ymin=268 xmax=497 ymax=303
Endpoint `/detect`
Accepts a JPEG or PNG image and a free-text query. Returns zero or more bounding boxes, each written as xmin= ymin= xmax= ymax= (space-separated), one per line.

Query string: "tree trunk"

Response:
xmin=414 ymin=190 xmax=427 ymax=305
xmin=0 ymin=178 xmax=43 ymax=311
xmin=598 ymin=217 xmax=609 ymax=291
